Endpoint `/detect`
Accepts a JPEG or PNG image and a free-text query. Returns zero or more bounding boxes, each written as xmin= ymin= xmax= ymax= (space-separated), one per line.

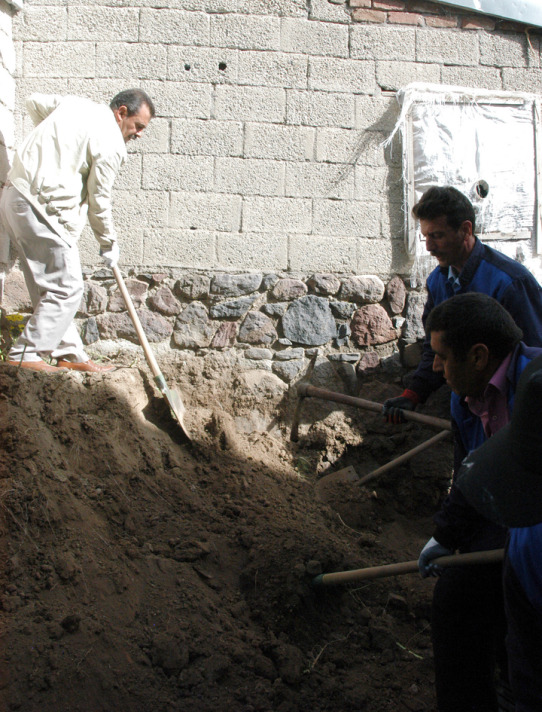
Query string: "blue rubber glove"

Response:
xmin=100 ymin=241 xmax=120 ymax=269
xmin=382 ymin=393 xmax=417 ymax=424
xmin=418 ymin=537 xmax=453 ymax=578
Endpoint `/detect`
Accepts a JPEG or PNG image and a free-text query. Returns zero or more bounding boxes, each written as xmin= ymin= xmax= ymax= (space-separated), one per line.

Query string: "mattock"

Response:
xmin=290 ymin=352 xmax=318 ymax=442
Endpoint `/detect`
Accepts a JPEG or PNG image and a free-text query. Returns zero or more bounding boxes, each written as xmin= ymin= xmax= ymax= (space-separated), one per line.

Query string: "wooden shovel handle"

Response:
xmin=297 ymin=383 xmax=451 ymax=431
xmin=313 ymin=549 xmax=504 ymax=587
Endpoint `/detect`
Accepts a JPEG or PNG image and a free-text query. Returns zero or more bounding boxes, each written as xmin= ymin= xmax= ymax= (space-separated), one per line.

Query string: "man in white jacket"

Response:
xmin=1 ymin=89 xmax=154 ymax=372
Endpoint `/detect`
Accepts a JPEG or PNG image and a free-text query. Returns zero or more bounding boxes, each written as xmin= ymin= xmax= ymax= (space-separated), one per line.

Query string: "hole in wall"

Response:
xmin=218 ymin=62 xmax=227 ymax=71
xmin=184 ymin=63 xmax=191 ymax=71
xmin=475 ymin=180 xmax=489 ymax=199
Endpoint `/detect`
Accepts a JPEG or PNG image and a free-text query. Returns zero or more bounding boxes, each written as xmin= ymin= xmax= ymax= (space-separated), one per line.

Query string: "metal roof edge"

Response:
xmin=433 ymin=0 xmax=542 ymax=28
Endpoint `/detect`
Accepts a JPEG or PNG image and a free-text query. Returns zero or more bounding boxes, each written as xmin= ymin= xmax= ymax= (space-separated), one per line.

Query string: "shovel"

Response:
xmin=113 ymin=266 xmax=191 ymax=440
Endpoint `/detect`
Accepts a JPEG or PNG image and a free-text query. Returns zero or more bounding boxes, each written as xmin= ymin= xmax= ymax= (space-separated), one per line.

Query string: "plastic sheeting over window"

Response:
xmin=386 ymin=83 xmax=542 ymax=285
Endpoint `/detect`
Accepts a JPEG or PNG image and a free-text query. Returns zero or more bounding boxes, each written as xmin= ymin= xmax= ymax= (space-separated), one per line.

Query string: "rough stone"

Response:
xmin=339 ymin=276 xmax=386 ymax=304
xmin=357 ymin=351 xmax=381 ymax=373
xmin=174 ymin=274 xmax=211 ymax=301
xmin=282 ymin=295 xmax=337 ymax=346
xmin=82 ymin=317 xmax=99 ymax=345
xmin=108 ymin=279 xmax=148 ymax=312
xmin=350 ymin=304 xmax=397 ymax=346
xmin=272 ymin=278 xmax=308 ymax=301
xmin=97 ymin=310 xmax=172 ymax=343
xmin=401 ymin=340 xmax=423 ymax=368
xmin=335 ymin=322 xmax=350 ymax=346
xmin=173 ymin=302 xmax=216 ymax=349
xmin=327 ymin=352 xmax=360 ymax=362
xmin=244 ymin=348 xmax=273 ymax=360
xmin=261 ymin=273 xmax=280 ymax=290
xmin=273 ymin=347 xmax=304 ymax=361
xmin=403 ymin=291 xmax=426 ymax=340
xmin=1 ymin=269 xmax=31 ymax=312
xmin=272 ymin=359 xmax=305 ymax=383
xmin=210 ymin=321 xmax=238 ymax=349
xmin=238 ymin=311 xmax=277 ymax=345
xmin=386 ymin=275 xmax=406 ymax=314
xmin=209 ymin=295 xmax=258 ymax=319
xmin=306 ymin=273 xmax=341 ymax=295
xmin=147 ymin=286 xmax=181 ymax=316
xmin=210 ymin=273 xmax=263 ymax=298
xmin=78 ymin=282 xmax=108 ymax=316
xmin=261 ymin=302 xmax=288 ymax=317
xmin=330 ymin=300 xmax=355 ymax=319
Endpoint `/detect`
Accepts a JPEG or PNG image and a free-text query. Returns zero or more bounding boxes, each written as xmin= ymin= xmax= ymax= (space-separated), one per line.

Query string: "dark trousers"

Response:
xmin=431 ymin=562 xmax=507 ymax=712
xmin=503 ymin=556 xmax=542 ymax=712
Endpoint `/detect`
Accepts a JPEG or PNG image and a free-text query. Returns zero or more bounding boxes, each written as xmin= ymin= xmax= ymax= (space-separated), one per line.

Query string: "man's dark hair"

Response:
xmin=426 ymin=293 xmax=523 ymax=361
xmin=110 ymin=89 xmax=155 ymax=118
xmin=412 ymin=186 xmax=476 ymax=232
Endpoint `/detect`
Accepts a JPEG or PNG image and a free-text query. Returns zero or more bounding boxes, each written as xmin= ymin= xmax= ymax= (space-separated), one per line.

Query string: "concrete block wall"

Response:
xmin=3 ymin=0 xmax=542 ymax=370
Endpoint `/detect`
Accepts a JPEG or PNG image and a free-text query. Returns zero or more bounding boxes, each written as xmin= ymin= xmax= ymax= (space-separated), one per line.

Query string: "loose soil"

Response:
xmin=0 ymin=350 xmax=453 ymax=712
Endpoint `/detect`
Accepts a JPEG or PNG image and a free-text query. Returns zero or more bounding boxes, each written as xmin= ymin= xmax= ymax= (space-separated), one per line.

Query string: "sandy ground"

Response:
xmin=0 ymin=350 xmax=453 ymax=712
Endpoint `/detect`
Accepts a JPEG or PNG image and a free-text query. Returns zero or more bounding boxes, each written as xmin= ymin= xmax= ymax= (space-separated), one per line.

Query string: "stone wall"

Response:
xmin=0 ymin=0 xmax=15 ymax=266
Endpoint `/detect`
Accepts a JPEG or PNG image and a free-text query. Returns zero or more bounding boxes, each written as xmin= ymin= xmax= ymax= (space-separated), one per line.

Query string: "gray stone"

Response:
xmin=147 ymin=286 xmax=181 ymax=316
xmin=262 ymin=273 xmax=280 ymax=290
xmin=174 ymin=274 xmax=211 ymax=301
xmin=274 ymin=347 xmax=304 ymax=361
xmin=278 ymin=337 xmax=292 ymax=346
xmin=210 ymin=321 xmax=238 ymax=349
xmin=210 ymin=273 xmax=262 ymax=298
xmin=209 ymin=295 xmax=257 ymax=319
xmin=327 ymin=352 xmax=360 ymax=362
xmin=350 ymin=304 xmax=397 ymax=346
xmin=339 ymin=275 xmax=386 ymax=304
xmin=82 ymin=317 xmax=99 ymax=345
xmin=330 ymin=300 xmax=355 ymax=319
xmin=238 ymin=311 xmax=277 ymax=345
xmin=97 ymin=310 xmax=172 ymax=343
xmin=272 ymin=278 xmax=307 ymax=301
xmin=282 ymin=295 xmax=337 ymax=346
xmin=386 ymin=275 xmax=406 ymax=314
xmin=335 ymin=322 xmax=350 ymax=346
xmin=272 ymin=359 xmax=305 ymax=383
xmin=173 ymin=301 xmax=216 ymax=349
xmin=403 ymin=291 xmax=426 ymax=340
xmin=78 ymin=282 xmax=107 ymax=316
xmin=261 ymin=302 xmax=288 ymax=317
xmin=245 ymin=348 xmax=273 ymax=360
xmin=307 ymin=273 xmax=341 ymax=295
xmin=108 ymin=279 xmax=148 ymax=312
xmin=392 ymin=316 xmax=405 ymax=329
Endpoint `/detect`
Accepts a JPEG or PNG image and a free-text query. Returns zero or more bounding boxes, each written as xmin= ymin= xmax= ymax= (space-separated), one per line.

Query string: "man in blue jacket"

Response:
xmin=383 ymin=186 xmax=542 ymax=422
xmin=418 ymin=293 xmax=542 ymax=712
xmin=456 ymin=355 xmax=542 ymax=712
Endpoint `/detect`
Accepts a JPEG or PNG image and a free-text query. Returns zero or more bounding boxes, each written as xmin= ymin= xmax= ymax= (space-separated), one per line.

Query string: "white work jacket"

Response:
xmin=8 ymin=94 xmax=127 ymax=248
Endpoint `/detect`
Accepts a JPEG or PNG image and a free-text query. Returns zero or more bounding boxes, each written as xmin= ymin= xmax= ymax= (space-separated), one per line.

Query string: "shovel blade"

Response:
xmin=163 ymin=387 xmax=191 ymax=440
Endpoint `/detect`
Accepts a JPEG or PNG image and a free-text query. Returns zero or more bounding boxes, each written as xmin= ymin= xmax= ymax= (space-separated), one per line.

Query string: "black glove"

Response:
xmin=382 ymin=393 xmax=417 ymax=424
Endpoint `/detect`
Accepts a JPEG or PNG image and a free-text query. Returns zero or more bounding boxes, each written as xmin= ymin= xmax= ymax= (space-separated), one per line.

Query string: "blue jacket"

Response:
xmin=433 ymin=342 xmax=542 ymax=553
xmin=408 ymin=238 xmax=542 ymax=403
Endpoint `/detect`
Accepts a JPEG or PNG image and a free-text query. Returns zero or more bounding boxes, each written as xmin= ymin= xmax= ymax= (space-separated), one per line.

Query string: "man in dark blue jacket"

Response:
xmin=418 ymin=293 xmax=542 ymax=712
xmin=383 ymin=186 xmax=542 ymax=421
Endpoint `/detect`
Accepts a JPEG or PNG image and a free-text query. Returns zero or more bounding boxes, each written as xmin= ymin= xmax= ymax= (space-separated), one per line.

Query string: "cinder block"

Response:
xmin=114 ymin=155 xmax=142 ymax=191
xmin=244 ymin=123 xmax=314 ymax=161
xmin=355 ymin=165 xmax=402 ymax=203
xmin=142 ymin=154 xmax=214 ymax=191
xmin=238 ymin=50 xmax=307 ymax=89
xmin=0 ymin=66 xmax=14 ymax=109
xmin=127 ymin=117 xmax=169 ymax=154
xmin=13 ymin=7 xmax=67 ymax=41
xmin=285 ymin=162 xmax=355 ymax=199
xmin=375 ymin=60 xmax=440 ymax=91
xmin=480 ymin=32 xmax=539 ymax=69
xmin=441 ymin=65 xmax=502 ymax=90
xmin=210 ymin=13 xmax=280 ymax=51
xmin=308 ymin=0 xmax=350 ymax=23
xmin=171 ymin=119 xmax=243 ymax=157
xmin=24 ymin=41 xmax=95 ymax=78
xmin=139 ymin=9 xmax=209 ymax=45
xmin=350 ymin=25 xmax=416 ymax=61
xmin=140 ymin=80 xmax=212 ymax=119
xmin=217 ymin=231 xmax=288 ymax=270
xmin=113 ymin=190 xmax=169 ymax=234
xmin=355 ymin=94 xmax=399 ymax=132
xmin=289 ymin=234 xmax=357 ymax=272
xmin=416 ymin=28 xmax=479 ymax=66
xmin=142 ymin=228 xmax=217 ymax=268
xmin=356 ymin=236 xmax=410 ymax=275
xmin=280 ymin=17 xmax=349 ymax=58
xmin=215 ymin=157 xmax=284 ymax=196
xmin=243 ymin=196 xmax=312 ymax=233
xmin=96 ymin=43 xmax=167 ymax=80
xmin=66 ymin=78 xmax=122 ymax=105
xmin=167 ymin=46 xmax=238 ymax=83
xmin=502 ymin=68 xmax=542 ymax=93
xmin=170 ymin=191 xmax=242 ymax=232
xmin=315 ymin=127 xmax=365 ymax=164
xmin=67 ymin=7 xmax=139 ymax=42
xmin=313 ymin=199 xmax=380 ymax=237
xmin=286 ymin=90 xmax=355 ymax=128
xmin=214 ymin=85 xmax=285 ymax=122
xmin=308 ymin=56 xmax=375 ymax=94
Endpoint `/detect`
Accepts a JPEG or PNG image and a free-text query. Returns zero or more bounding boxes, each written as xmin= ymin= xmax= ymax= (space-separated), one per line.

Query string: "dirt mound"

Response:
xmin=0 ymin=356 xmax=452 ymax=712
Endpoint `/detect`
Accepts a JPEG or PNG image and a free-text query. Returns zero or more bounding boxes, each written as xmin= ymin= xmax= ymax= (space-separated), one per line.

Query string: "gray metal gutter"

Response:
xmin=433 ymin=0 xmax=542 ymax=28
